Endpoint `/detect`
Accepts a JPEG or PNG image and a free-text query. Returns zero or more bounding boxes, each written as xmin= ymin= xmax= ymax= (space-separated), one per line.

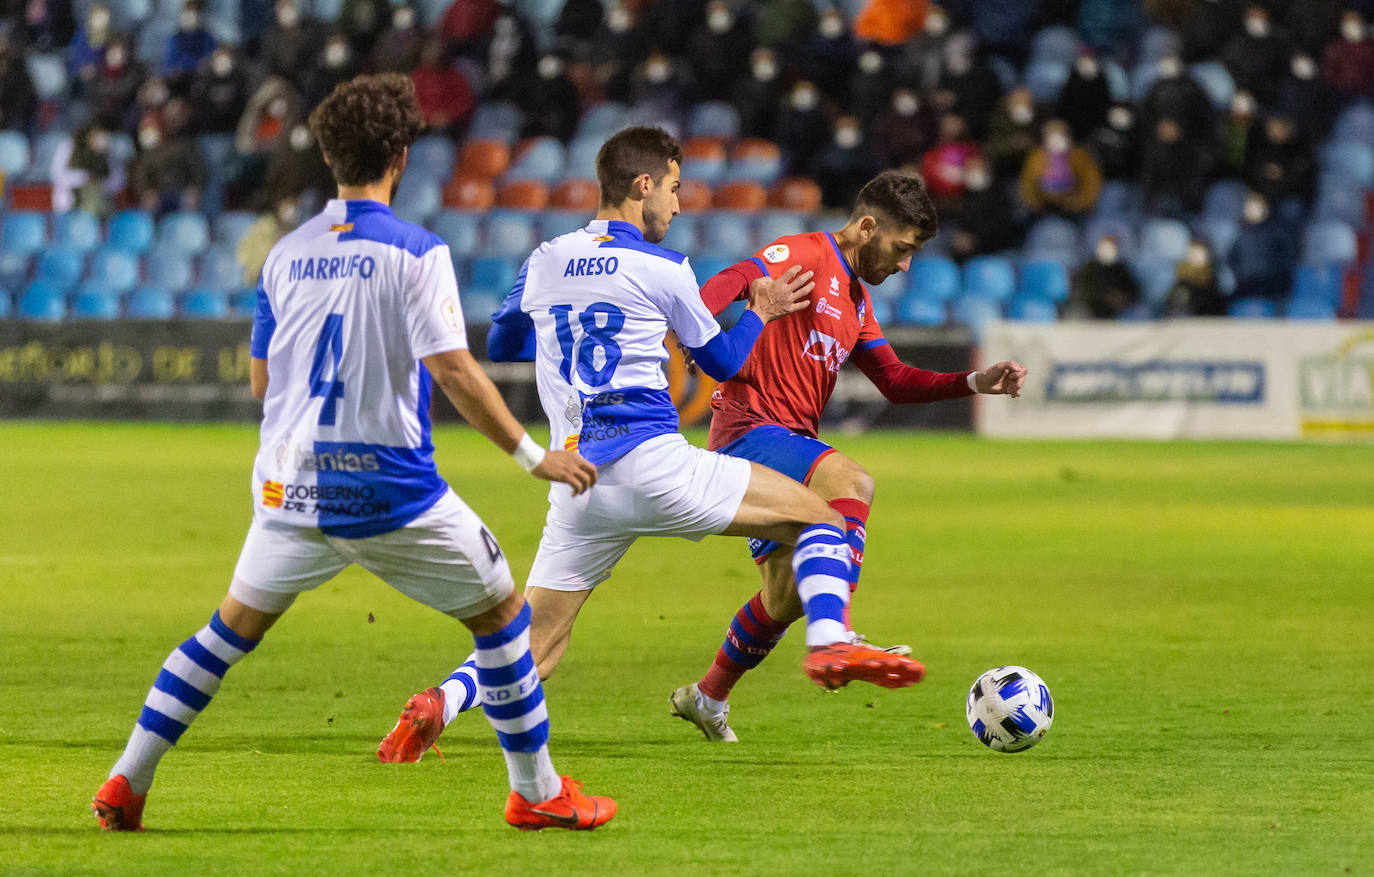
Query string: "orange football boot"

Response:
xmin=377 ymin=687 xmax=446 ymax=763
xmin=92 ymin=775 xmax=145 ymax=832
xmin=504 ymin=776 xmax=617 ymax=831
xmin=804 ymin=642 xmax=926 ymax=690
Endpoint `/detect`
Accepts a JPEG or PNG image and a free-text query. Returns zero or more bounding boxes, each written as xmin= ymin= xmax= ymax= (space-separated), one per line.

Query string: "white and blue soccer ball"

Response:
xmin=966 ymin=666 xmax=1053 ymax=752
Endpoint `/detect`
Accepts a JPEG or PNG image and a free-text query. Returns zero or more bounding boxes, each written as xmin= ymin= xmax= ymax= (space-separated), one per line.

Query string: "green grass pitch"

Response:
xmin=1 ymin=422 xmax=1371 ymax=875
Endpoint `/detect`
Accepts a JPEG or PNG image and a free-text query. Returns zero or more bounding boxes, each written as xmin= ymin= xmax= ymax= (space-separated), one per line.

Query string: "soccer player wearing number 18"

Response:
xmin=92 ymin=75 xmax=614 ymax=833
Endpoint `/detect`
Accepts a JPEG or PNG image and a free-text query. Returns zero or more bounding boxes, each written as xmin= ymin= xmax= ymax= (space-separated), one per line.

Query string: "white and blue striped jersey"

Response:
xmin=495 ymin=219 xmax=720 ymax=465
xmin=249 ymin=198 xmax=469 ymax=537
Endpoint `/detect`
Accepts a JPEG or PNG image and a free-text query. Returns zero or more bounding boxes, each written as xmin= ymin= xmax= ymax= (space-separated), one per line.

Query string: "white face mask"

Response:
xmin=88 ymin=130 xmax=110 ymax=152
xmin=753 ymin=59 xmax=777 ymax=81
xmin=537 ymin=55 xmax=563 ymax=79
xmin=819 ymin=14 xmax=844 ymax=39
xmin=1045 ymin=132 xmax=1070 ymax=153
xmin=1095 ymin=240 xmax=1119 ymax=264
xmin=1243 ymin=197 xmax=1268 ymax=224
xmin=644 ymin=59 xmax=670 ymax=84
xmin=790 ymin=85 xmax=818 ymax=111
xmin=89 ymin=8 xmax=110 ymax=30
xmin=1157 ymin=57 xmax=1182 ymax=78
xmin=393 ymin=8 xmax=414 ymax=29
xmin=139 ymin=128 xmax=161 ymax=149
xmin=106 ymin=46 xmax=127 ymax=67
xmin=1291 ymin=55 xmax=1315 ymax=80
xmin=1108 ymin=106 xmax=1132 ymax=130
xmin=707 ymin=9 xmax=732 ymax=33
xmin=835 ymin=126 xmax=861 ymax=149
xmin=965 ymin=167 xmax=990 ymax=190
xmin=277 ymin=5 xmax=298 ymax=27
xmin=325 ymin=43 xmax=348 ymax=67
xmin=211 ymin=52 xmax=232 ymax=76
xmin=268 ymin=97 xmax=288 ymax=117
xmin=893 ymin=92 xmax=919 ymax=116
xmin=1343 ymin=18 xmax=1366 ymax=42
xmin=1010 ymin=103 xmax=1033 ymax=125
xmin=144 ymin=81 xmax=169 ymax=105
xmin=924 ymin=11 xmax=948 ymax=36
xmin=1245 ymin=15 xmax=1269 ymax=39
xmin=289 ymin=125 xmax=311 ymax=150
xmin=1231 ymin=92 xmax=1256 ymax=116
xmin=276 ymin=202 xmax=299 ymax=225
xmin=858 ymin=50 xmax=882 ymax=74
xmin=607 ymin=6 xmax=631 ymax=33
xmin=1075 ymin=56 xmax=1099 ymax=78
xmin=1185 ymin=244 xmax=1209 ymax=267
xmin=179 ymin=11 xmax=199 ymax=30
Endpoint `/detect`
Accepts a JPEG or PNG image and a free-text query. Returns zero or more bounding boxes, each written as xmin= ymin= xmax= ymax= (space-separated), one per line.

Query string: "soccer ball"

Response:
xmin=966 ymin=665 xmax=1053 ymax=752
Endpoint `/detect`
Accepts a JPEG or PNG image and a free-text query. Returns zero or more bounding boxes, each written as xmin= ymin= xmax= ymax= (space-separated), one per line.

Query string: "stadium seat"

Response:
xmin=157 ymin=211 xmax=210 ymax=253
xmin=89 ymin=248 xmax=141 ymax=294
xmin=199 ymin=245 xmax=245 ymax=290
xmin=459 ymin=289 xmax=504 ymax=324
xmin=687 ymin=102 xmax=742 ymax=139
xmin=550 ymin=179 xmax=600 ymax=211
xmin=1291 ymin=263 xmax=1344 ymax=307
xmin=53 ymin=210 xmax=102 ymax=253
xmin=6 ymin=182 xmax=52 ymax=210
xmin=145 ymin=247 xmax=195 ymax=292
xmin=26 ymin=53 xmax=67 ymax=101
xmin=213 ymin=211 xmax=256 ymax=248
xmin=0 ymin=290 xmax=9 ymax=318
xmin=505 ymin=137 xmax=565 ymax=183
xmin=676 ymin=179 xmax=713 ymax=212
xmin=17 ymin=281 xmax=66 ymax=321
xmin=1284 ymin=294 xmax=1336 ymax=320
xmin=23 ymin=131 xmax=67 ymax=182
xmin=1313 ymin=183 xmax=1367 ymax=226
xmin=576 ymin=102 xmax=629 ymax=140
xmin=1138 ymin=25 xmax=1183 ymax=66
xmin=1024 ymin=60 xmax=1069 ymax=102
xmin=456 ymin=139 xmax=511 ymax=180
xmin=196 ymin=133 xmax=236 ymax=173
xmin=691 ymin=256 xmax=736 ymax=289
xmin=949 ymin=293 xmax=1003 ymax=338
xmin=430 ymin=211 xmax=483 ymax=258
xmin=0 ymin=251 xmax=29 ymax=290
xmin=682 ymin=137 xmax=729 ymax=186
xmin=410 ymin=135 xmax=456 ymax=181
xmin=1129 ymin=61 xmax=1161 ymax=103
xmin=107 ymin=210 xmax=155 ymax=253
xmin=756 ymin=211 xmax=808 ymax=247
xmin=961 ymin=256 xmax=1016 ymax=302
xmin=1103 ymin=59 xmax=1131 ymax=102
xmin=442 ymin=176 xmax=496 ymax=210
xmin=768 ymin=177 xmax=823 ymax=212
xmin=34 ymin=248 xmax=85 ymax=291
xmin=126 ymin=286 xmax=174 ymax=319
xmin=468 ymin=256 xmax=520 ymax=294
xmin=727 ymin=139 xmax=783 ymax=185
xmin=1194 ymin=217 xmax=1239 ymax=260
xmin=0 ymin=131 xmax=30 ymax=176
xmin=1320 ymin=142 xmax=1374 ymax=187
xmin=496 ymin=180 xmax=549 ymax=210
xmin=660 ymin=213 xmax=701 ymax=254
xmin=1019 ymin=260 xmax=1071 ymax=303
xmin=0 ymin=211 xmax=47 ymax=255
xmin=1024 ymin=216 xmax=1079 ymax=261
xmin=1332 ymin=101 xmax=1374 ymax=143
xmin=713 ymin=181 xmax=768 ymax=211
xmin=1226 ymin=296 xmax=1277 ymax=318
xmin=702 ymin=212 xmax=756 ymax=260
xmin=1030 ymin=25 xmax=1082 ymax=66
xmin=72 ymin=283 xmax=121 ymax=320
xmin=1092 ymin=180 xmax=1142 ymax=219
xmin=988 ymin=56 xmax=1018 ymax=91
xmin=467 ymin=102 xmax=522 ymax=143
xmin=1188 ymin=61 xmax=1234 ymax=109
xmin=1006 ymin=292 xmax=1059 ymax=322
xmin=1303 ymin=219 xmax=1358 ymax=265
xmin=1131 ymin=258 xmax=1178 ymax=305
xmin=1083 ymin=216 xmax=1138 ymax=260
xmin=1139 ymin=219 xmax=1191 ymax=263
xmin=393 ymin=177 xmax=441 ymax=225
xmin=894 ymin=292 xmax=947 ymax=327
xmin=485 ymin=210 xmax=536 ymax=258
xmin=182 ymin=288 xmax=228 ymax=319
xmin=537 ymin=210 xmax=586 ymax=242
xmin=229 ymin=288 xmax=257 ymax=317
xmin=565 ymin=136 xmax=603 ymax=180
xmin=908 ymin=257 xmax=961 ymax=302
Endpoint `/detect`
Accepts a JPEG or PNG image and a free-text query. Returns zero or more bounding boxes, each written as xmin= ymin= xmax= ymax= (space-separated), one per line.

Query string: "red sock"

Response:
xmin=829 ymin=498 xmax=870 ymax=630
xmin=698 ymin=592 xmax=789 ymax=702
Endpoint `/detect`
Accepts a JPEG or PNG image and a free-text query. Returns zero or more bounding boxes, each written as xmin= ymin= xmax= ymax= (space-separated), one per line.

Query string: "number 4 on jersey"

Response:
xmin=309 ymin=314 xmax=346 ymax=426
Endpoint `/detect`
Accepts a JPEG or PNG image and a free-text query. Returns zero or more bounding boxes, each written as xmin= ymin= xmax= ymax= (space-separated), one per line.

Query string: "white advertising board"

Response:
xmin=978 ymin=320 xmax=1374 ymax=440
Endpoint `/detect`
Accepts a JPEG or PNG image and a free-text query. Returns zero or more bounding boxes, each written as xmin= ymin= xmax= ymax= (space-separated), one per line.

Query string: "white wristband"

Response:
xmin=513 ymin=433 xmax=546 ymax=473
xmin=967 ymin=371 xmax=980 ymax=393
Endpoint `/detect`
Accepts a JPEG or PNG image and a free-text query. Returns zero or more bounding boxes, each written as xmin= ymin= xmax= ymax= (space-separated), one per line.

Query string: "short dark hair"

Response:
xmin=308 ymin=74 xmax=424 ymax=187
xmin=851 ymin=171 xmax=938 ymax=237
xmin=595 ymin=126 xmax=683 ymax=207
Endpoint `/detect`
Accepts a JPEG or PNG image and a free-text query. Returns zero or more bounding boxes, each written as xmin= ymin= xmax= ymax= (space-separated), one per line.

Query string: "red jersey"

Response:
xmin=701 ymin=231 xmax=973 ymax=450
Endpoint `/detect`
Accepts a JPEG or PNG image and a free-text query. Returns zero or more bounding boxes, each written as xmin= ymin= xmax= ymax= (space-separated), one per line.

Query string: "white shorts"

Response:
xmin=229 ymin=488 xmax=514 ymax=619
xmin=527 ymin=433 xmax=752 ymax=592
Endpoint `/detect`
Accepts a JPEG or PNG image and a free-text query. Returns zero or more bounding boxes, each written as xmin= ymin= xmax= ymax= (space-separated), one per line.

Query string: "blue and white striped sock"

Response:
xmin=473 ymin=603 xmax=560 ymax=803
xmin=793 ymin=524 xmax=852 ymax=647
xmin=111 ymin=610 xmax=259 ymax=794
xmin=438 ymin=656 xmax=479 ymax=726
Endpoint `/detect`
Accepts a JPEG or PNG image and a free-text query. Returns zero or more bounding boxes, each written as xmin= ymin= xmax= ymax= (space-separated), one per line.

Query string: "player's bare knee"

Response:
xmin=850 ymin=466 xmax=875 ymax=505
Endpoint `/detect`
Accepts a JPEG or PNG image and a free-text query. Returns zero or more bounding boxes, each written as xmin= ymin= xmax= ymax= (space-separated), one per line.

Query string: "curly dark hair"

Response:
xmin=596 ymin=126 xmax=683 ymax=207
xmin=852 ymin=171 xmax=939 ymax=237
xmin=308 ymin=73 xmax=425 ymax=187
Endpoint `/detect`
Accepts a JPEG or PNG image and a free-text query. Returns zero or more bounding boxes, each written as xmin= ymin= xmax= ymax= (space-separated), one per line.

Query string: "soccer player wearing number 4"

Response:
xmin=669 ymin=171 xmax=1028 ymax=741
xmin=378 ymin=127 xmax=926 ymax=764
xmin=92 ymin=75 xmax=615 ymax=833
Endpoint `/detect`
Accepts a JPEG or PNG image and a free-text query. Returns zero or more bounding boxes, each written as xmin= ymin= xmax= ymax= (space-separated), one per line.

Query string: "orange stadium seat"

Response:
xmin=730 ymin=138 xmax=781 ymax=163
xmin=7 ymin=183 xmax=53 ymax=211
xmin=496 ymin=180 xmax=550 ymax=209
xmin=676 ymin=179 xmax=713 ymax=212
xmin=442 ymin=176 xmax=496 ymax=210
xmin=683 ymin=136 xmax=728 ymax=163
xmin=713 ymin=181 xmax=768 ymax=211
xmin=550 ymin=178 xmax=600 ymax=210
xmin=455 ymin=139 xmax=511 ymax=180
xmin=768 ymin=177 xmax=822 ymax=212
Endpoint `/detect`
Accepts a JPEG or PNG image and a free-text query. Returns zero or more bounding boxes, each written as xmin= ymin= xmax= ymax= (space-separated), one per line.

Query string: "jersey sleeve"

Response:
xmin=653 ymin=258 xmax=720 ymax=349
xmin=249 ymin=275 xmax=275 ymax=359
xmin=486 ymin=257 xmax=535 ymax=362
xmin=699 ymin=258 xmax=764 ymax=315
xmin=850 ymin=305 xmax=974 ymax=404
xmin=405 ymin=243 xmax=470 ymax=360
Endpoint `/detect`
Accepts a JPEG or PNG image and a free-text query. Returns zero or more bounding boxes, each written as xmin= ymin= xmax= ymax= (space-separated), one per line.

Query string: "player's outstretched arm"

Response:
xmin=423 ymin=348 xmax=597 ymax=494
xmin=972 ymin=361 xmax=1028 ymax=398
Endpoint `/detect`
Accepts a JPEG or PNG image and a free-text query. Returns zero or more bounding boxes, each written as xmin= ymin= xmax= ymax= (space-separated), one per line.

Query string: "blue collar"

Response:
xmin=825 ymin=232 xmax=857 ymax=280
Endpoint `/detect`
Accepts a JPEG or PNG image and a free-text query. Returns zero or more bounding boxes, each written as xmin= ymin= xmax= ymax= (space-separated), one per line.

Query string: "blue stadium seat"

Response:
xmin=72 ymin=283 xmax=121 ymax=320
xmin=1284 ymin=294 xmax=1336 ymax=320
xmin=35 ymin=248 xmax=85 ymax=291
xmin=197 ymin=133 xmax=236 ymax=176
xmin=702 ymin=212 xmax=756 ymax=261
xmin=0 ymin=211 xmax=47 ymax=255
xmin=1227 ymin=296 xmax=1276 ymax=318
xmin=468 ymin=256 xmax=520 ymax=294
xmin=107 ymin=132 xmax=136 ymax=166
xmin=53 ymin=210 xmax=102 ymax=253
xmin=1320 ymin=142 xmax=1374 ymax=187
xmin=685 ymin=150 xmax=727 ymax=186
xmin=1303 ymin=219 xmax=1358 ymax=265
xmin=0 ymin=131 xmax=29 ymax=176
xmin=726 ymin=154 xmax=782 ymax=185
xmin=1138 ymin=26 xmax=1182 ymax=66
xmin=182 ymin=288 xmax=228 ymax=319
xmin=213 ymin=211 xmax=257 ymax=247
xmin=988 ymin=56 xmax=1018 ymax=91
xmin=23 ymin=131 xmax=67 ymax=182
xmin=410 ymin=135 xmax=456 ymax=181
xmin=1188 ymin=61 xmax=1234 ymax=109
xmin=687 ymin=102 xmax=742 ymax=139
xmin=1019 ymin=260 xmax=1071 ymax=303
xmin=961 ymin=256 xmax=1016 ymax=302
xmin=0 ymin=251 xmax=29 ymax=290
xmin=1332 ymin=101 xmax=1374 ymax=143
xmin=431 ymin=211 xmax=483 ymax=258
xmin=756 ymin=211 xmax=808 ymax=247
xmin=505 ymin=137 xmax=565 ymax=183
xmin=229 ymin=288 xmax=257 ymax=318
xmin=1024 ymin=60 xmax=1070 ymax=102
xmin=468 ymin=102 xmax=522 ymax=143
xmin=156 ymin=211 xmax=210 ymax=253
xmin=0 ymin=289 xmax=10 ymax=318
xmin=460 ymin=289 xmax=504 ymax=324
xmin=393 ymin=177 xmax=441 ymax=225
xmin=1024 ymin=216 xmax=1079 ymax=261
xmin=134 ymin=18 xmax=173 ymax=66
xmin=1131 ymin=259 xmax=1178 ymax=306
xmin=1129 ymin=61 xmax=1160 ymax=103
xmin=691 ymin=256 xmax=735 ymax=289
xmin=126 ymin=286 xmax=174 ymax=319
xmin=659 ymin=213 xmax=700 ymax=254
xmin=1292 ymin=264 xmax=1344 ymax=307
xmin=107 ymin=210 xmax=155 ymax=253
xmin=199 ymin=245 xmax=245 ymax=290
xmin=908 ymin=257 xmax=961 ymax=302
xmin=485 ymin=210 xmax=536 ymax=258
xmin=1092 ymin=180 xmax=1142 ymax=219
xmin=1313 ymin=183 xmax=1367 ymax=226
xmin=1139 ymin=219 xmax=1191 ymax=263
xmin=18 ymin=281 xmax=66 ymax=321
xmin=1082 ymin=217 xmax=1138 ymax=261
xmin=537 ymin=210 xmax=586 ymax=243
xmin=145 ymin=247 xmax=195 ymax=292
xmin=949 ymin=294 xmax=1003 ymax=338
xmin=1103 ymin=59 xmax=1131 ymax=102
xmin=1006 ymin=292 xmax=1059 ymax=322
xmin=1030 ymin=25 xmax=1082 ymax=66
xmin=1194 ymin=217 xmax=1239 ymax=260
xmin=26 ymin=53 xmax=67 ymax=101
xmin=894 ymin=292 xmax=947 ymax=327
xmin=566 ymin=136 xmax=604 ymax=180
xmin=576 ymin=103 xmax=629 ymax=141
xmin=89 ymin=248 xmax=141 ymax=294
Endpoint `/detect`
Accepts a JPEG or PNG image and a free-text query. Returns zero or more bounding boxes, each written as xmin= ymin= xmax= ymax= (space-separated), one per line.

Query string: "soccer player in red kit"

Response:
xmin=670 ymin=171 xmax=1027 ymax=740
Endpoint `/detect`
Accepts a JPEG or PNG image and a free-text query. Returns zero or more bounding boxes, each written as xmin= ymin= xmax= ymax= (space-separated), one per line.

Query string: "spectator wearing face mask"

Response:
xmin=1163 ymin=239 xmax=1226 ymax=317
xmin=553 ymin=0 xmax=604 ymax=46
xmin=0 ymin=38 xmax=36 ymax=133
xmin=920 ymin=112 xmax=984 ymax=208
xmin=190 ymin=48 xmax=249 ymax=134
xmin=1149 ymin=0 xmax=1244 ymax=62
xmin=735 ymin=48 xmax=784 ymax=139
xmin=1283 ymin=0 xmax=1346 ymax=57
xmin=871 ymin=87 xmax=938 ymax=167
xmin=801 ymin=8 xmax=859 ymax=98
xmin=949 ymin=154 xmax=1021 ymax=262
xmin=853 ymin=0 xmax=928 ymax=45
xmin=1244 ymin=114 xmax=1315 ymax=209
xmin=1277 ymin=53 xmax=1334 ymax=136
xmin=846 ymin=49 xmax=895 ymax=128
xmin=341 ymin=0 xmax=393 ymax=59
xmin=485 ymin=12 xmax=539 ymax=96
xmin=1065 ymin=235 xmax=1140 ymax=318
xmin=1230 ymin=193 xmax=1298 ymax=302
xmin=1322 ymin=11 xmax=1374 ymax=100
xmin=1140 ymin=117 xmax=1212 ymax=215
xmin=52 ymin=123 xmax=125 ymax=217
xmin=228 ymin=76 xmax=300 ymax=208
xmin=508 ymin=52 xmax=580 ymax=142
xmin=16 ymin=0 xmax=76 ymax=54
xmin=411 ymin=37 xmax=476 ymax=137
xmin=986 ymin=87 xmax=1041 ymax=178
xmin=370 ymin=5 xmax=423 ymax=74
xmin=1141 ymin=55 xmax=1216 ymax=146
xmin=688 ymin=1 xmax=756 ymax=102
xmin=1057 ymin=53 xmax=1113 ymax=140
xmin=239 ymin=196 xmax=300 ymax=286
xmin=934 ymin=31 xmax=1003 ymax=138
xmin=626 ymin=52 xmax=691 ymax=125
xmin=163 ymin=0 xmax=215 ymax=89
xmin=132 ymin=100 xmax=206 ymax=215
xmin=304 ymin=34 xmax=360 ymax=107
xmin=777 ymin=80 xmax=831 ymax=175
xmin=1222 ymin=91 xmax=1258 ymax=177
xmin=87 ymin=38 xmax=144 ymax=131
xmin=1222 ymin=5 xmax=1294 ymax=103
xmin=260 ymin=123 xmax=333 ymax=209
xmin=1086 ymin=103 xmax=1139 ymax=179
xmin=261 ymin=0 xmax=324 ymax=83
xmin=1019 ymin=119 xmax=1102 ymax=217
xmin=895 ymin=4 xmax=952 ymax=92
xmin=68 ymin=3 xmax=112 ymax=91
xmin=811 ymin=116 xmax=882 ymax=208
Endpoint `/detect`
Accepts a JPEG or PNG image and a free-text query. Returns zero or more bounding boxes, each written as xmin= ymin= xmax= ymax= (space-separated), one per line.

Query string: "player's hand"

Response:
xmin=747 ymin=265 xmax=814 ymax=323
xmin=974 ymin=361 xmax=1028 ymax=397
xmin=677 ymin=341 xmax=699 ymax=377
xmin=532 ymin=449 xmax=598 ymax=495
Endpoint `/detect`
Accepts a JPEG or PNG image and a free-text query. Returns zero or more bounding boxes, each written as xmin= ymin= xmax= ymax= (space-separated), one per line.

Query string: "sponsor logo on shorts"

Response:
xmin=762 ymin=244 xmax=790 ymax=264
xmin=261 ymin=480 xmax=284 ymax=508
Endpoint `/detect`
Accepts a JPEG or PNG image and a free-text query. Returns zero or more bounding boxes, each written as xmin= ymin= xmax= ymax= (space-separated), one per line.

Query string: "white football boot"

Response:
xmin=669 ymin=683 xmax=738 ymax=742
